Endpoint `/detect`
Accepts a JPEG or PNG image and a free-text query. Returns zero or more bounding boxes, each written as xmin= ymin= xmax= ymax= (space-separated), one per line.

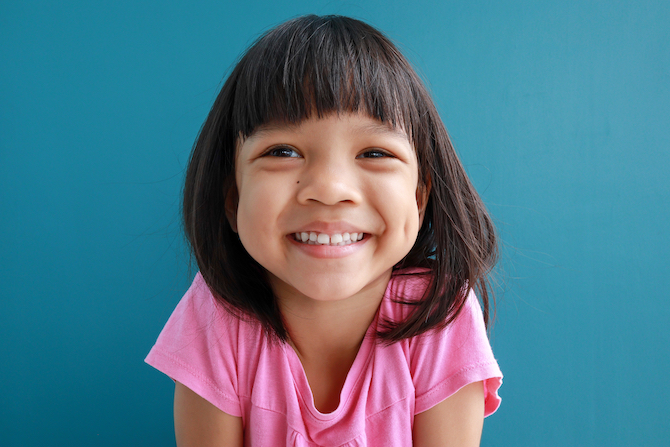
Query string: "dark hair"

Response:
xmin=183 ymin=15 xmax=497 ymax=342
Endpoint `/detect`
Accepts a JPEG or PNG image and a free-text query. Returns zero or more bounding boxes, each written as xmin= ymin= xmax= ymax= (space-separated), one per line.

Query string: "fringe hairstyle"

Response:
xmin=183 ymin=15 xmax=498 ymax=342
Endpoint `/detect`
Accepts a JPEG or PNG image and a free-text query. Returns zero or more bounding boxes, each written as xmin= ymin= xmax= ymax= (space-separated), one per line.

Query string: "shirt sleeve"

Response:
xmin=410 ymin=290 xmax=502 ymax=416
xmin=144 ymin=273 xmax=243 ymax=417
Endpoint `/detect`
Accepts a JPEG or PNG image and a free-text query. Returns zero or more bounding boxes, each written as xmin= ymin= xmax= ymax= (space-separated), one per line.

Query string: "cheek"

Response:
xmin=401 ymin=196 xmax=423 ymax=242
xmin=236 ymin=205 xmax=273 ymax=271
xmin=237 ymin=187 xmax=272 ymax=236
xmin=235 ymin=180 xmax=290 ymax=261
xmin=379 ymin=178 xmax=421 ymax=222
xmin=402 ymin=202 xmax=422 ymax=241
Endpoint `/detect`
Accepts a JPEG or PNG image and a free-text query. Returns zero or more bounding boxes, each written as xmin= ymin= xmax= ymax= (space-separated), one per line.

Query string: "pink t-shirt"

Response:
xmin=146 ymin=271 xmax=502 ymax=446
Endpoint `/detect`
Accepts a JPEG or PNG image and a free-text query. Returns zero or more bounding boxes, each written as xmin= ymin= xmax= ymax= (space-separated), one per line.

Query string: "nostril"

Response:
xmin=295 ymin=171 xmax=362 ymax=206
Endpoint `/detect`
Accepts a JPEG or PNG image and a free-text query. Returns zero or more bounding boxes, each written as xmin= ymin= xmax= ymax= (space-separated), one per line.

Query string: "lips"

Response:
xmin=293 ymin=231 xmax=366 ymax=246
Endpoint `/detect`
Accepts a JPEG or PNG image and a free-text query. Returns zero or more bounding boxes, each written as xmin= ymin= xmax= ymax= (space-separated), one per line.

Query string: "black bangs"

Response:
xmin=229 ymin=15 xmax=422 ymax=138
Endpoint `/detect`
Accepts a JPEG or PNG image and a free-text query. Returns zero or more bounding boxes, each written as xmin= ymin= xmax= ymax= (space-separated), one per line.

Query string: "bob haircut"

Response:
xmin=183 ymin=15 xmax=498 ymax=343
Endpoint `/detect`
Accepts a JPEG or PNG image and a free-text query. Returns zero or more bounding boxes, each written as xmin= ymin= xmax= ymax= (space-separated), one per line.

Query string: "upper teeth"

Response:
xmin=294 ymin=231 xmax=365 ymax=245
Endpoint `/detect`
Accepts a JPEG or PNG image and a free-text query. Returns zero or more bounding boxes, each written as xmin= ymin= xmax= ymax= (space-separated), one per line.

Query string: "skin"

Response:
xmin=413 ymin=382 xmax=485 ymax=447
xmin=174 ymin=382 xmax=243 ymax=447
xmin=233 ymin=112 xmax=424 ymax=306
xmin=174 ymin=112 xmax=485 ymax=446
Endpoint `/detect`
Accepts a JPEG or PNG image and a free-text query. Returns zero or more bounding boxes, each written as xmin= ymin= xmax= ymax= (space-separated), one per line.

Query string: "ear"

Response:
xmin=225 ymin=183 xmax=239 ymax=233
xmin=416 ymin=175 xmax=431 ymax=227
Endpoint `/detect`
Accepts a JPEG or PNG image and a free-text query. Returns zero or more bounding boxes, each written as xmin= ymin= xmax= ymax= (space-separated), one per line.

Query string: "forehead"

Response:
xmin=246 ymin=113 xmax=410 ymax=144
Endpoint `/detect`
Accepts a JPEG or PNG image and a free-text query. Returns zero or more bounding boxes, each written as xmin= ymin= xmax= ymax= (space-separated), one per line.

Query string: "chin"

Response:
xmin=295 ymin=269 xmax=393 ymax=303
xmin=296 ymin=282 xmax=363 ymax=302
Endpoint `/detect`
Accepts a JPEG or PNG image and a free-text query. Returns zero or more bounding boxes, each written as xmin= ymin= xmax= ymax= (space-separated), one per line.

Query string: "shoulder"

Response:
xmin=180 ymin=272 xmax=238 ymax=320
xmin=394 ymin=285 xmax=502 ymax=417
xmin=381 ymin=268 xmax=432 ymax=319
xmin=389 ymin=267 xmax=432 ymax=294
xmin=146 ymin=273 xmax=264 ymax=418
xmin=166 ymin=273 xmax=260 ymax=340
xmin=408 ymin=290 xmax=489 ymax=360
xmin=384 ymin=269 xmax=487 ymax=344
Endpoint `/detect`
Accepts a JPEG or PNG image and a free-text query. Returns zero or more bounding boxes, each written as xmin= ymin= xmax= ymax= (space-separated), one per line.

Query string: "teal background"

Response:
xmin=2 ymin=0 xmax=668 ymax=445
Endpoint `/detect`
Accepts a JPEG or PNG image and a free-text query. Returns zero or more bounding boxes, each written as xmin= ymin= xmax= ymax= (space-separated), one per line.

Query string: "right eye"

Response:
xmin=264 ymin=145 xmax=300 ymax=158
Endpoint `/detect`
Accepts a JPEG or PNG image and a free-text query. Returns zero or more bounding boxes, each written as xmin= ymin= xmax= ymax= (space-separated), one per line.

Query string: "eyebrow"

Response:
xmin=355 ymin=121 xmax=409 ymax=140
xmin=247 ymin=119 xmax=409 ymax=142
xmin=247 ymin=122 xmax=300 ymax=140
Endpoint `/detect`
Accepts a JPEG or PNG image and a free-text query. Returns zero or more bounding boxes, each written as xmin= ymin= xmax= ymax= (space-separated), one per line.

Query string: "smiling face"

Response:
xmin=230 ymin=112 xmax=427 ymax=306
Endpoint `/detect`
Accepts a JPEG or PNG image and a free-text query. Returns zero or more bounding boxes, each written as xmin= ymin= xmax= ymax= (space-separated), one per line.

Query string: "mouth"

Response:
xmin=292 ymin=231 xmax=366 ymax=246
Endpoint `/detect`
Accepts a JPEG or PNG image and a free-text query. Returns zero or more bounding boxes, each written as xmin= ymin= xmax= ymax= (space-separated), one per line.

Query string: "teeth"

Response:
xmin=294 ymin=231 xmax=366 ymax=246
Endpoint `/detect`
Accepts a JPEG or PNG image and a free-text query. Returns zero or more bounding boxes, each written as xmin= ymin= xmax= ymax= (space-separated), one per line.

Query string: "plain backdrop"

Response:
xmin=1 ymin=0 xmax=669 ymax=445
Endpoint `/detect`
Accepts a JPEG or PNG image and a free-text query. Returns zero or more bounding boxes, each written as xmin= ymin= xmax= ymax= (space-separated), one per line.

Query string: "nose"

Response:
xmin=296 ymin=159 xmax=362 ymax=206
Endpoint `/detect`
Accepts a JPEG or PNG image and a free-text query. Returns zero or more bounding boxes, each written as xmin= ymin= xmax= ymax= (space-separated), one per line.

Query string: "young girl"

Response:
xmin=146 ymin=15 xmax=502 ymax=446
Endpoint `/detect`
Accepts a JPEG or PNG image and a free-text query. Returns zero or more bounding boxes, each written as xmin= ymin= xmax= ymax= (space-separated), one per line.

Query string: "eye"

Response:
xmin=357 ymin=149 xmax=393 ymax=159
xmin=264 ymin=145 xmax=300 ymax=158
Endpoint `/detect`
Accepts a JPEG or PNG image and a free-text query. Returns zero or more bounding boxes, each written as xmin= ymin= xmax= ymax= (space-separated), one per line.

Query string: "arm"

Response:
xmin=174 ymin=381 xmax=244 ymax=447
xmin=412 ymin=381 xmax=485 ymax=447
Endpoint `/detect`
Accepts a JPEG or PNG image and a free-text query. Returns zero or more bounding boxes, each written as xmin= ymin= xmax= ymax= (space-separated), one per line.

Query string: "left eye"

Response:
xmin=265 ymin=145 xmax=300 ymax=158
xmin=357 ymin=149 xmax=392 ymax=159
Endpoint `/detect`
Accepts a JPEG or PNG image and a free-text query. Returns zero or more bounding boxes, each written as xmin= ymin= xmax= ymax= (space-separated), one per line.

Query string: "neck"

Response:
xmin=276 ymin=272 xmax=390 ymax=357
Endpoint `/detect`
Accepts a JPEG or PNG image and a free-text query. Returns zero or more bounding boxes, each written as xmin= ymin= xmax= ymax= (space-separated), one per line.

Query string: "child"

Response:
xmin=146 ymin=15 xmax=502 ymax=446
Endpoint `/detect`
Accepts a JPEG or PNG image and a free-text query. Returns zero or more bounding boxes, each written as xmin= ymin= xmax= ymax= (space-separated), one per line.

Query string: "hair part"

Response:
xmin=183 ymin=14 xmax=498 ymax=343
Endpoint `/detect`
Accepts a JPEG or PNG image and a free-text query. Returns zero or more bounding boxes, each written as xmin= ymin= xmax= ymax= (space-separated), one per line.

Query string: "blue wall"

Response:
xmin=1 ymin=1 xmax=668 ymax=445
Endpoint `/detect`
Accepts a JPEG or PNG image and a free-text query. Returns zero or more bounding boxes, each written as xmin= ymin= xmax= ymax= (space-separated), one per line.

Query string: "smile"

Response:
xmin=292 ymin=231 xmax=366 ymax=246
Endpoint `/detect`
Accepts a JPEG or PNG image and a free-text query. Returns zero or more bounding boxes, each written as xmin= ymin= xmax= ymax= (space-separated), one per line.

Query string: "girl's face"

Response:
xmin=230 ymin=112 xmax=427 ymax=305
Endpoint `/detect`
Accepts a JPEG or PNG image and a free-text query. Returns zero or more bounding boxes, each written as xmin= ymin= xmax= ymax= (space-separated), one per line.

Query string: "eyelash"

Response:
xmin=264 ymin=145 xmax=300 ymax=158
xmin=357 ymin=149 xmax=393 ymax=159
xmin=262 ymin=146 xmax=394 ymax=159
